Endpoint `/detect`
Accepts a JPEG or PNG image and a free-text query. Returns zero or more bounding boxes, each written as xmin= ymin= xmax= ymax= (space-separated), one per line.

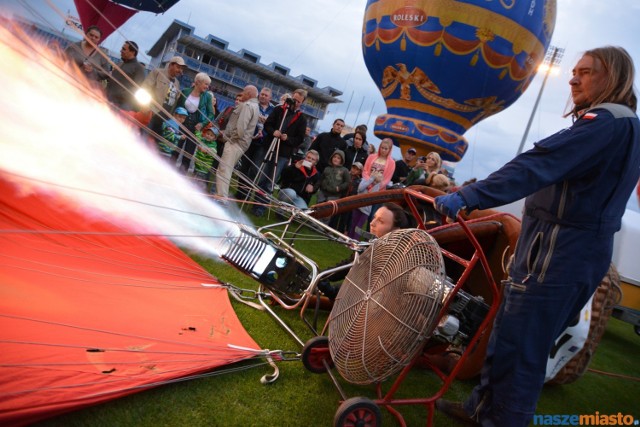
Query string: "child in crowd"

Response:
xmin=318 ymin=150 xmax=350 ymax=201
xmin=429 ymin=173 xmax=451 ymax=192
xmin=317 ymin=150 xmax=351 ymax=228
xmin=348 ymin=162 xmax=363 ymax=197
xmin=158 ymin=106 xmax=188 ymax=159
xmin=335 ymin=161 xmax=364 ymax=234
xmin=192 ymin=122 xmax=219 ymax=192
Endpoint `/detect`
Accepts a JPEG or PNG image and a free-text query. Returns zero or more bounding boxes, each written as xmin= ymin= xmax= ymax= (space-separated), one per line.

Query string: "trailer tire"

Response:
xmin=547 ymin=264 xmax=621 ymax=385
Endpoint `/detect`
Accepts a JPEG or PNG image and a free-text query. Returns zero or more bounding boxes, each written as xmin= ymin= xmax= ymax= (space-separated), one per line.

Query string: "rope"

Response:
xmin=587 ymin=368 xmax=640 ymax=382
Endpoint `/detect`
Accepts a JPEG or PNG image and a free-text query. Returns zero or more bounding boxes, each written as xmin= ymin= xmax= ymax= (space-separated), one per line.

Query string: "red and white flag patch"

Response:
xmin=583 ymin=112 xmax=598 ymax=120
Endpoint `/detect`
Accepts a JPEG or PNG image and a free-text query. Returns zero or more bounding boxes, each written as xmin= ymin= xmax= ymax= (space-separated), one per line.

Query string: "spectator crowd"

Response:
xmin=64 ymin=26 xmax=463 ymax=238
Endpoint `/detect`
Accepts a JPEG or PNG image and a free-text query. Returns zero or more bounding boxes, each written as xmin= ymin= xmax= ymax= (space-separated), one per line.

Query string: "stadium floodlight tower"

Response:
xmin=517 ymin=45 xmax=565 ymax=155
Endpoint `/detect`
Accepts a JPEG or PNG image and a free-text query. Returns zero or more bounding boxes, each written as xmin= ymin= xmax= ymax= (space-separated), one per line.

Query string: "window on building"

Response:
xmin=217 ymin=60 xmax=232 ymax=72
xmin=302 ymin=78 xmax=316 ymax=88
xmin=210 ymin=39 xmax=226 ymax=50
xmin=274 ymin=65 xmax=288 ymax=76
xmin=243 ymin=53 xmax=258 ymax=63
xmin=235 ymin=69 xmax=248 ymax=80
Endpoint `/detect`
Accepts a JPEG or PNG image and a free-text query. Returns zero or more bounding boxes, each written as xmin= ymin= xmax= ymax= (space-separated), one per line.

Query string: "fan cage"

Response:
xmin=328 ymin=229 xmax=446 ymax=385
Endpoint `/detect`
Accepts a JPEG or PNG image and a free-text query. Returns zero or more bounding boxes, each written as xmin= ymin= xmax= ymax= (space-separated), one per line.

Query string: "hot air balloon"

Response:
xmin=73 ymin=0 xmax=181 ymax=39
xmin=0 ymin=176 xmax=260 ymax=426
xmin=362 ymin=0 xmax=557 ymax=161
xmin=0 ymin=25 xmax=260 ymax=425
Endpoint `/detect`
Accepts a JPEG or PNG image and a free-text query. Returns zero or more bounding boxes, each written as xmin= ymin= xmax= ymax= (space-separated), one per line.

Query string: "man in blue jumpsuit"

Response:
xmin=434 ymin=46 xmax=640 ymax=426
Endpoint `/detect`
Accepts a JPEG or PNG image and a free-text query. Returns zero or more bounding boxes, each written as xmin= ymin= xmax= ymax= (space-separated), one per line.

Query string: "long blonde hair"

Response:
xmin=377 ymin=138 xmax=393 ymax=159
xmin=426 ymin=151 xmax=442 ymax=173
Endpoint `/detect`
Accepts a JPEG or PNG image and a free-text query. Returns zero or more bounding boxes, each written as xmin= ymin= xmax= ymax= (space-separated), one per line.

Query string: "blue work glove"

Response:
xmin=434 ymin=192 xmax=467 ymax=220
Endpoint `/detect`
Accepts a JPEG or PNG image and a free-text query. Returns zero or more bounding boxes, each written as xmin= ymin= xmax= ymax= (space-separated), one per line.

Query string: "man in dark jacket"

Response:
xmin=259 ymin=88 xmax=308 ymax=191
xmin=342 ymin=123 xmax=370 ymax=153
xmin=310 ymin=118 xmax=347 ymax=173
xmin=106 ymin=40 xmax=145 ymax=111
xmin=276 ymin=149 xmax=320 ymax=209
xmin=434 ymin=46 xmax=640 ymax=427
xmin=391 ymin=146 xmax=417 ymax=185
xmin=343 ymin=129 xmax=369 ymax=169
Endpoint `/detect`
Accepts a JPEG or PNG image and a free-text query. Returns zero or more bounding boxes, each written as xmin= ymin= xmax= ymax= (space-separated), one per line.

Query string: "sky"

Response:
xmin=2 ymin=0 xmax=639 ymax=210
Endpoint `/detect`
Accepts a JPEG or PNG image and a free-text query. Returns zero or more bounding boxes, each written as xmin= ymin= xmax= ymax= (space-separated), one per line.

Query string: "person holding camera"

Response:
xmin=276 ymin=150 xmax=320 ymax=209
xmin=406 ymin=151 xmax=442 ymax=186
xmin=260 ymin=89 xmax=307 ymax=189
xmin=391 ymin=146 xmax=417 ymax=185
xmin=310 ymin=118 xmax=348 ymax=173
xmin=252 ymin=89 xmax=308 ymax=216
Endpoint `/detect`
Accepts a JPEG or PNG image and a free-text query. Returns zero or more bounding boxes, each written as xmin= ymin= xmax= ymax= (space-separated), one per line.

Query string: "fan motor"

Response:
xmin=434 ymin=282 xmax=490 ymax=346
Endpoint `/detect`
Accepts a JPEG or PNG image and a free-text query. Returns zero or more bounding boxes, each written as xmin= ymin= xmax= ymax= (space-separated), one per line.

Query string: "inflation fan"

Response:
xmin=327 ymin=228 xmax=446 ymax=385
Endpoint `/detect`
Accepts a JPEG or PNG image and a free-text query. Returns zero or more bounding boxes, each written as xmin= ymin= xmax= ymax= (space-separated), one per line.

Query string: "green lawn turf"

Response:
xmin=35 ymin=212 xmax=640 ymax=427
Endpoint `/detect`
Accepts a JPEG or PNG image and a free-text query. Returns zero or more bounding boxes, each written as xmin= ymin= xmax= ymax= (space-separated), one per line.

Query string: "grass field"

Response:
xmin=35 ymin=213 xmax=640 ymax=426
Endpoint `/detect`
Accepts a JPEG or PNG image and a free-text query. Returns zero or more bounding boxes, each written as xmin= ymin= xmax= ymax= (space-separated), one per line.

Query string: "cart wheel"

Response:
xmin=301 ymin=336 xmax=333 ymax=373
xmin=334 ymin=397 xmax=381 ymax=427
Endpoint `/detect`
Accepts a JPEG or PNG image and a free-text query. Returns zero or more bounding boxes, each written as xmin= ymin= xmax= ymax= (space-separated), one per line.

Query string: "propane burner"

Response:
xmin=220 ymin=226 xmax=311 ymax=296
